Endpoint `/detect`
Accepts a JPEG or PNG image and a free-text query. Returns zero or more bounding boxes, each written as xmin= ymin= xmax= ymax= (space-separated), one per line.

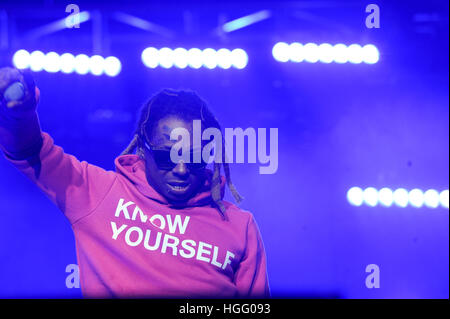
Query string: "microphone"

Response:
xmin=3 ymin=82 xmax=25 ymax=102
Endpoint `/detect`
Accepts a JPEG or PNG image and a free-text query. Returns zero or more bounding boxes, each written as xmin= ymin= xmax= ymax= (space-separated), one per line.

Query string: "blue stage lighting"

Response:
xmin=272 ymin=42 xmax=290 ymax=62
xmin=274 ymin=43 xmax=379 ymax=64
xmin=29 ymin=50 xmax=45 ymax=72
xmin=347 ymin=187 xmax=448 ymax=209
xmin=347 ymin=187 xmax=364 ymax=206
xmin=12 ymin=50 xmax=30 ymax=69
xmin=103 ymin=56 xmax=121 ymax=77
xmin=141 ymin=47 xmax=248 ymax=69
xmin=12 ymin=50 xmax=121 ymax=76
xmin=60 ymin=53 xmax=75 ymax=74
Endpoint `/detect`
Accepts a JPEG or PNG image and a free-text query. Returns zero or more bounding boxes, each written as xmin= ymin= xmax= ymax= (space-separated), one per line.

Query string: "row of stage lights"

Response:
xmin=272 ymin=42 xmax=380 ymax=64
xmin=12 ymin=42 xmax=379 ymax=75
xmin=12 ymin=50 xmax=122 ymax=76
xmin=347 ymin=187 xmax=449 ymax=209
xmin=142 ymin=47 xmax=248 ymax=69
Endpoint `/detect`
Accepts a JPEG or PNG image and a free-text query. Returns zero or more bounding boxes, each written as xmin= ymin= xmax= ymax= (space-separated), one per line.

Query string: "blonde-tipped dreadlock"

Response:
xmin=121 ymin=89 xmax=242 ymax=220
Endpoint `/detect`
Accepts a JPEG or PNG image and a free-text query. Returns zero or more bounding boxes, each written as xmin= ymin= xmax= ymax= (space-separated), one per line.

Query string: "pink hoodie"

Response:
xmin=5 ymin=132 xmax=270 ymax=298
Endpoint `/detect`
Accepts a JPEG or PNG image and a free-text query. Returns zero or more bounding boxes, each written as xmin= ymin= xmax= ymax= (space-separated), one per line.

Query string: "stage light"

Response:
xmin=60 ymin=53 xmax=76 ymax=73
xmin=408 ymin=189 xmax=424 ymax=208
xmin=74 ymin=54 xmax=90 ymax=75
xmin=230 ymin=48 xmax=248 ymax=69
xmin=42 ymin=52 xmax=61 ymax=73
xmin=289 ymin=42 xmax=304 ymax=63
xmin=142 ymin=47 xmax=247 ymax=69
xmin=158 ymin=47 xmax=174 ymax=69
xmin=303 ymin=43 xmax=320 ymax=63
xmin=273 ymin=43 xmax=379 ymax=64
xmin=29 ymin=50 xmax=45 ymax=72
xmin=187 ymin=48 xmax=203 ymax=69
xmin=347 ymin=187 xmax=364 ymax=206
xmin=333 ymin=44 xmax=348 ymax=64
xmin=440 ymin=190 xmax=449 ymax=209
xmin=272 ymin=42 xmax=290 ymax=62
xmin=89 ymin=55 xmax=104 ymax=76
xmin=104 ymin=56 xmax=121 ymax=77
xmin=173 ymin=48 xmax=188 ymax=69
xmin=12 ymin=50 xmax=30 ymax=69
xmin=378 ymin=188 xmax=394 ymax=207
xmin=362 ymin=44 xmax=380 ymax=64
xmin=13 ymin=50 xmax=120 ymax=76
xmin=202 ymin=48 xmax=218 ymax=69
xmin=423 ymin=190 xmax=440 ymax=208
xmin=363 ymin=187 xmax=378 ymax=207
xmin=216 ymin=49 xmax=232 ymax=69
xmin=318 ymin=43 xmax=334 ymax=63
xmin=347 ymin=44 xmax=363 ymax=64
xmin=347 ymin=187 xmax=448 ymax=209
xmin=141 ymin=47 xmax=159 ymax=69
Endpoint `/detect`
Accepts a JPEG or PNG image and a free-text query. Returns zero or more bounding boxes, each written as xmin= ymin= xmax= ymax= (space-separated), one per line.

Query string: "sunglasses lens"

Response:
xmin=152 ymin=150 xmax=176 ymax=169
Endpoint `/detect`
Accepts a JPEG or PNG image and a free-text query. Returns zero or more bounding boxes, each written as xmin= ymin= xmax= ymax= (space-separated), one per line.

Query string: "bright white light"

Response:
xmin=363 ymin=187 xmax=378 ymax=207
xmin=74 ymin=54 xmax=90 ymax=75
xmin=378 ymin=188 xmax=394 ymax=207
xmin=158 ymin=47 xmax=174 ymax=69
xmin=318 ymin=43 xmax=334 ymax=63
xmin=60 ymin=53 xmax=75 ymax=73
xmin=89 ymin=55 xmax=104 ymax=76
xmin=393 ymin=188 xmax=409 ymax=208
xmin=272 ymin=42 xmax=290 ymax=62
xmin=187 ymin=48 xmax=203 ymax=69
xmin=347 ymin=187 xmax=363 ymax=206
xmin=12 ymin=50 xmax=30 ymax=69
xmin=289 ymin=42 xmax=304 ymax=62
xmin=408 ymin=188 xmax=424 ymax=208
xmin=423 ymin=190 xmax=440 ymax=208
xmin=104 ymin=56 xmax=121 ymax=76
xmin=362 ymin=44 xmax=380 ymax=64
xmin=42 ymin=52 xmax=60 ymax=73
xmin=303 ymin=43 xmax=320 ymax=63
xmin=29 ymin=51 xmax=45 ymax=72
xmin=440 ymin=190 xmax=449 ymax=209
xmin=142 ymin=47 xmax=159 ymax=69
xmin=231 ymin=48 xmax=248 ymax=69
xmin=333 ymin=44 xmax=348 ymax=64
xmin=347 ymin=44 xmax=363 ymax=64
xmin=216 ymin=48 xmax=232 ymax=69
xmin=173 ymin=48 xmax=188 ymax=69
xmin=202 ymin=48 xmax=218 ymax=69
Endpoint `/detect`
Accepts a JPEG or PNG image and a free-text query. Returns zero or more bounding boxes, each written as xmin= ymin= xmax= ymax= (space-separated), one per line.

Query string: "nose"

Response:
xmin=172 ymin=161 xmax=189 ymax=178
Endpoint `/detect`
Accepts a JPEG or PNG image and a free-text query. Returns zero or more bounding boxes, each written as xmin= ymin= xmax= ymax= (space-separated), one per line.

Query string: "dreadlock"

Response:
xmin=121 ymin=88 xmax=243 ymax=220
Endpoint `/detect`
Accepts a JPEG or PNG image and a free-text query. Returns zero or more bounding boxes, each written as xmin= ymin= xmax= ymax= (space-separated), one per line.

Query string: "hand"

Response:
xmin=0 ymin=67 xmax=40 ymax=118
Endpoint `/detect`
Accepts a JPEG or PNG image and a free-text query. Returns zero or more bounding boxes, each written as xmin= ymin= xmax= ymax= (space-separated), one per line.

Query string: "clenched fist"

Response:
xmin=0 ymin=67 xmax=40 ymax=118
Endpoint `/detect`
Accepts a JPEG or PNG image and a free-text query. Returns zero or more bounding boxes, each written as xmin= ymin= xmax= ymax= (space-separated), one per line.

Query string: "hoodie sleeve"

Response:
xmin=234 ymin=213 xmax=270 ymax=298
xmin=3 ymin=132 xmax=117 ymax=224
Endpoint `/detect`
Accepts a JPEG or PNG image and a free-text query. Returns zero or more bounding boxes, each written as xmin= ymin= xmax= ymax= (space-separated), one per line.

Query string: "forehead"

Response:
xmin=149 ymin=116 xmax=194 ymax=147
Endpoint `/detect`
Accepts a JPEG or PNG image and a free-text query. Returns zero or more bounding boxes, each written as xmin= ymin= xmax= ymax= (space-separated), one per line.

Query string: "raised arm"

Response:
xmin=0 ymin=67 xmax=117 ymax=224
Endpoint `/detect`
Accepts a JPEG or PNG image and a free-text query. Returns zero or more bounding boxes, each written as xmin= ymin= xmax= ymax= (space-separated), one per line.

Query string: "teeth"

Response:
xmin=171 ymin=185 xmax=188 ymax=190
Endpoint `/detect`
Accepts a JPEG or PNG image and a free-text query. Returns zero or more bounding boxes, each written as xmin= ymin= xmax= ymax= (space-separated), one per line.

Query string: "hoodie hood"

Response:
xmin=114 ymin=154 xmax=225 ymax=209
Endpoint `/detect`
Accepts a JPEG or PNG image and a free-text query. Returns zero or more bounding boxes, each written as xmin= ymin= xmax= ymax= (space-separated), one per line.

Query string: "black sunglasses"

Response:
xmin=143 ymin=141 xmax=210 ymax=171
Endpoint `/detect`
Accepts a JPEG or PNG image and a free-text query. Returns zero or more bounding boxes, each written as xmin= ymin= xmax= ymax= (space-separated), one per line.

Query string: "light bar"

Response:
xmin=12 ymin=50 xmax=122 ymax=76
xmin=273 ymin=42 xmax=379 ymax=64
xmin=347 ymin=187 xmax=449 ymax=209
xmin=141 ymin=47 xmax=248 ymax=69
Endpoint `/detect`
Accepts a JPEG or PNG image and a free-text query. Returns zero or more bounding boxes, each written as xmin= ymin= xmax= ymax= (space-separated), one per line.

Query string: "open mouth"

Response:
xmin=167 ymin=182 xmax=190 ymax=192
